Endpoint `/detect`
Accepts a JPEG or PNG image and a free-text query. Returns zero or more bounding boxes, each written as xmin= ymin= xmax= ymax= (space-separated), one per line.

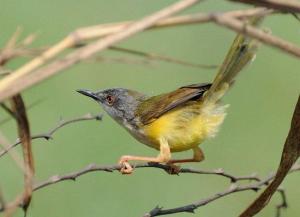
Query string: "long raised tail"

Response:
xmin=203 ymin=16 xmax=263 ymax=105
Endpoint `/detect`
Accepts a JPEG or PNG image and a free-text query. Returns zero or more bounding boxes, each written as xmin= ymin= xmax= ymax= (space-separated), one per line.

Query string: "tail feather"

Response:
xmin=203 ymin=16 xmax=263 ymax=104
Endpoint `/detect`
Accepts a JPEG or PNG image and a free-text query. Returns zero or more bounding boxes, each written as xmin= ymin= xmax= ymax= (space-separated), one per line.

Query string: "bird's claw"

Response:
xmin=118 ymin=156 xmax=133 ymax=174
xmin=166 ymin=162 xmax=181 ymax=175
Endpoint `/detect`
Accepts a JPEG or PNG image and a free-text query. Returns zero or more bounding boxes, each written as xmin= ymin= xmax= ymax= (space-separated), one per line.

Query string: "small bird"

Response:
xmin=77 ymin=18 xmax=261 ymax=174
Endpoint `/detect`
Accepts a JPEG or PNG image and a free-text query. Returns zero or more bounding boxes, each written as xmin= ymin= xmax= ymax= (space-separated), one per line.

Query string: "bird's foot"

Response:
xmin=118 ymin=156 xmax=134 ymax=174
xmin=166 ymin=162 xmax=181 ymax=175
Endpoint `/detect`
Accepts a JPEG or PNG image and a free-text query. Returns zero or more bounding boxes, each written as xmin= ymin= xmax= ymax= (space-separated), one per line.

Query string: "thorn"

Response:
xmin=229 ymin=183 xmax=238 ymax=191
xmin=104 ymin=168 xmax=114 ymax=172
xmin=185 ymin=204 xmax=196 ymax=213
xmin=96 ymin=114 xmax=103 ymax=121
xmin=251 ymin=172 xmax=258 ymax=177
xmin=87 ymin=163 xmax=96 ymax=170
xmin=44 ymin=134 xmax=53 ymax=140
xmin=149 ymin=205 xmax=163 ymax=216
xmin=214 ymin=168 xmax=224 ymax=173
xmin=291 ymin=13 xmax=300 ymax=22
xmin=51 ymin=175 xmax=60 ymax=182
xmin=251 ymin=187 xmax=260 ymax=192
xmin=230 ymin=178 xmax=237 ymax=183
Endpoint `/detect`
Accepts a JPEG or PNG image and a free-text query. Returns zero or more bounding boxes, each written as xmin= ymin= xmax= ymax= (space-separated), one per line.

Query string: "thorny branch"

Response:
xmin=7 ymin=162 xmax=298 ymax=215
xmin=276 ymin=188 xmax=288 ymax=217
xmin=34 ymin=162 xmax=263 ymax=191
xmin=143 ymin=163 xmax=300 ymax=217
xmin=0 ymin=159 xmax=296 ymax=213
xmin=0 ymin=110 xmax=297 ymax=216
xmin=0 ymin=104 xmax=297 ymax=216
xmin=0 ymin=113 xmax=103 ymax=158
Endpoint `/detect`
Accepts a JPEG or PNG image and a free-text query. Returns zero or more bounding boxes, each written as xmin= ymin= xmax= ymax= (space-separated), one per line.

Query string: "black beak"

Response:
xmin=77 ymin=89 xmax=100 ymax=101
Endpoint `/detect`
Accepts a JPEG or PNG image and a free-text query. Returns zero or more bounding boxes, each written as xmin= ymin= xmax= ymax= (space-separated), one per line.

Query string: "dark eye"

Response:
xmin=106 ymin=95 xmax=115 ymax=105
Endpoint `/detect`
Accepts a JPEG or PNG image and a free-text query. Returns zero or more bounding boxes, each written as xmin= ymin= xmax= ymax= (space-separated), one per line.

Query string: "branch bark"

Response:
xmin=8 ymin=95 xmax=34 ymax=215
xmin=229 ymin=0 xmax=300 ymax=13
xmin=0 ymin=0 xmax=201 ymax=102
xmin=211 ymin=13 xmax=300 ymax=58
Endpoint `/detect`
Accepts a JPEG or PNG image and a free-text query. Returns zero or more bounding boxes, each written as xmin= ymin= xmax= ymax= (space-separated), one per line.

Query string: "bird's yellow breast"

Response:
xmin=143 ymin=103 xmax=226 ymax=152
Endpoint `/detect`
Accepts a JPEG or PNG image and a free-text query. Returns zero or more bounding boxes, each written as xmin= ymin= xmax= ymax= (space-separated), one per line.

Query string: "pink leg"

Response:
xmin=168 ymin=146 xmax=204 ymax=164
xmin=119 ymin=138 xmax=171 ymax=174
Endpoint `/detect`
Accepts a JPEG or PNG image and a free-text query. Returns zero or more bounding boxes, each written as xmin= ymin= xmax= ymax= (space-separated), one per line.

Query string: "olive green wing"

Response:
xmin=137 ymin=83 xmax=211 ymax=125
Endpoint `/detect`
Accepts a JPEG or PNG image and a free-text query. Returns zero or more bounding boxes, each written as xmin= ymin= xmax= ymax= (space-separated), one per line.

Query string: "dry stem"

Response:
xmin=229 ymin=0 xmax=300 ymax=13
xmin=0 ymin=0 xmax=202 ymax=102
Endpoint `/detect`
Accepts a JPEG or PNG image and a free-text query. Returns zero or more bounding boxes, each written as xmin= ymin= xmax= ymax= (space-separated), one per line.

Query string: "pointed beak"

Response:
xmin=77 ymin=89 xmax=100 ymax=101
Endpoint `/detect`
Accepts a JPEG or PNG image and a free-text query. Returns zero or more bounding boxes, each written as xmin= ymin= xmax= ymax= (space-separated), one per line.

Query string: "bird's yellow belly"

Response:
xmin=142 ymin=103 xmax=226 ymax=152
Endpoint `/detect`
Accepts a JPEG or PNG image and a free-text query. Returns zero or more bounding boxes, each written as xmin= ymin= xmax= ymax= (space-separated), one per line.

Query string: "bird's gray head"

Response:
xmin=77 ymin=88 xmax=146 ymax=125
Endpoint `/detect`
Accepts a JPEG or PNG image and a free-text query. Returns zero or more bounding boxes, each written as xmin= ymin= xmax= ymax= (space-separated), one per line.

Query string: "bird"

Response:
xmin=77 ymin=17 xmax=261 ymax=174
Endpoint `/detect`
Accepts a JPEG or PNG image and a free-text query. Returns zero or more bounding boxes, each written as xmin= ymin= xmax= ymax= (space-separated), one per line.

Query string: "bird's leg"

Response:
xmin=166 ymin=147 xmax=204 ymax=174
xmin=169 ymin=146 xmax=205 ymax=164
xmin=118 ymin=138 xmax=171 ymax=174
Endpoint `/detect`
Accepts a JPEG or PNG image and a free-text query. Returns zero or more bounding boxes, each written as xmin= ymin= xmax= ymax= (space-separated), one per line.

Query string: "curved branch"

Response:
xmin=33 ymin=162 xmax=264 ymax=191
xmin=143 ymin=163 xmax=300 ymax=217
xmin=0 ymin=113 xmax=103 ymax=158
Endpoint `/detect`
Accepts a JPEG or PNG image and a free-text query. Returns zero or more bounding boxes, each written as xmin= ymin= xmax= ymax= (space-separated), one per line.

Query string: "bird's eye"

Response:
xmin=106 ymin=95 xmax=115 ymax=105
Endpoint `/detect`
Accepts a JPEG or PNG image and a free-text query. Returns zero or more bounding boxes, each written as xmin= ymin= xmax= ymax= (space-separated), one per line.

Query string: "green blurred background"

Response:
xmin=0 ymin=1 xmax=299 ymax=216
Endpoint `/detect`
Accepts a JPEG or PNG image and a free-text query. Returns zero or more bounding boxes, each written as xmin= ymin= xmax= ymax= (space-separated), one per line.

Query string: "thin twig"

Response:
xmin=0 ymin=103 xmax=16 ymax=120
xmin=34 ymin=162 xmax=265 ymax=191
xmin=143 ymin=163 xmax=300 ymax=217
xmin=0 ymin=99 xmax=44 ymax=126
xmin=0 ymin=28 xmax=22 ymax=65
xmin=75 ymin=8 xmax=271 ymax=39
xmin=85 ymin=55 xmax=152 ymax=66
xmin=110 ymin=46 xmax=218 ymax=69
xmin=229 ymin=0 xmax=300 ymax=13
xmin=0 ymin=187 xmax=5 ymax=212
xmin=0 ymin=0 xmax=202 ymax=102
xmin=0 ymin=7 xmax=270 ymax=77
xmin=0 ymin=7 xmax=273 ymax=102
xmin=0 ymin=113 xmax=102 ymax=158
xmin=0 ymin=162 xmax=296 ymax=214
xmin=0 ymin=46 xmax=214 ymax=69
xmin=211 ymin=13 xmax=300 ymax=58
xmin=275 ymin=188 xmax=288 ymax=217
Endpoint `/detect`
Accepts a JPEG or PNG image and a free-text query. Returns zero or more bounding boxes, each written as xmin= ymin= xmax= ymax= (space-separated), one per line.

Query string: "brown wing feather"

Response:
xmin=137 ymin=83 xmax=211 ymax=125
